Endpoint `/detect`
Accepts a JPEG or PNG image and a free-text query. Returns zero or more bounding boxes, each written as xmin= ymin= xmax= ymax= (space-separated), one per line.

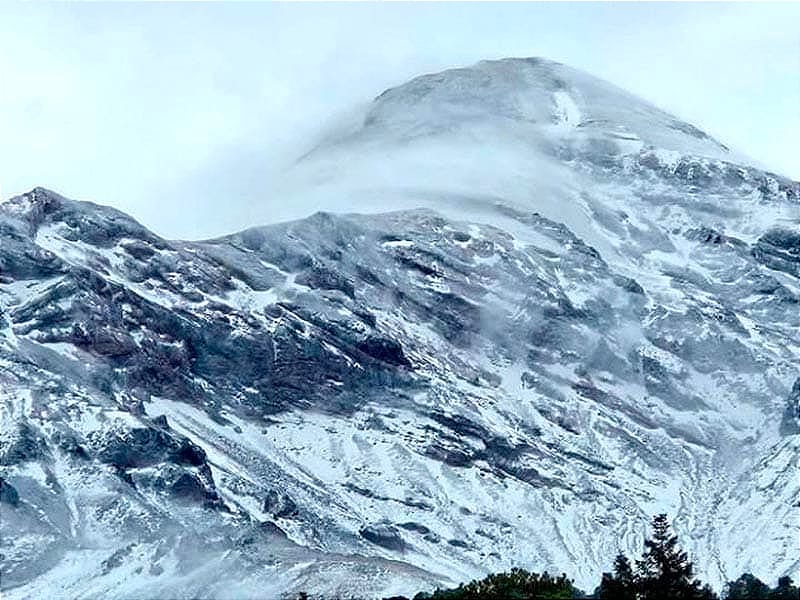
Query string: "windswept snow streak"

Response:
xmin=552 ymin=90 xmax=581 ymax=130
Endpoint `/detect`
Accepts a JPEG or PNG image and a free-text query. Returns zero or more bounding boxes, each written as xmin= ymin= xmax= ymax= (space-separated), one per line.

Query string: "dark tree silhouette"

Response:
xmin=397 ymin=514 xmax=797 ymax=600
xmin=769 ymin=576 xmax=799 ymax=600
xmin=635 ymin=514 xmax=711 ymax=600
xmin=723 ymin=573 xmax=771 ymax=599
xmin=413 ymin=568 xmax=582 ymax=599
xmin=596 ymin=553 xmax=637 ymax=600
xmin=722 ymin=573 xmax=799 ymax=599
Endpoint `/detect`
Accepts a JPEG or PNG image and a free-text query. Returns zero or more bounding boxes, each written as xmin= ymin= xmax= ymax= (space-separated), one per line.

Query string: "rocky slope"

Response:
xmin=1 ymin=58 xmax=798 ymax=598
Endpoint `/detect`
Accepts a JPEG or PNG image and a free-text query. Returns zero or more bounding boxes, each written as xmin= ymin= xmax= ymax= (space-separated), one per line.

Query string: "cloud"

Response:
xmin=0 ymin=2 xmax=797 ymax=238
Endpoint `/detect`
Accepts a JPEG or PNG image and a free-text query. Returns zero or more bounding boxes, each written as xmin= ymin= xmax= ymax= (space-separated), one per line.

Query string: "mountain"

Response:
xmin=1 ymin=58 xmax=798 ymax=599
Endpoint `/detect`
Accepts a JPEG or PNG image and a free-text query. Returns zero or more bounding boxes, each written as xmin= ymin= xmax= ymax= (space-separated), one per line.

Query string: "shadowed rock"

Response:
xmin=360 ymin=524 xmax=406 ymax=551
xmin=0 ymin=477 xmax=20 ymax=507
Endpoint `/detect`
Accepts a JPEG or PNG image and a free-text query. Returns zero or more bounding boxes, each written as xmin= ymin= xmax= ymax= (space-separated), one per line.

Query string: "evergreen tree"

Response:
xmin=698 ymin=584 xmax=719 ymax=600
xmin=723 ymin=573 xmax=770 ymax=599
xmin=414 ymin=568 xmax=583 ymax=599
xmin=634 ymin=514 xmax=713 ymax=600
xmin=401 ymin=514 xmax=800 ymax=600
xmin=596 ymin=553 xmax=637 ymax=600
xmin=769 ymin=576 xmax=799 ymax=600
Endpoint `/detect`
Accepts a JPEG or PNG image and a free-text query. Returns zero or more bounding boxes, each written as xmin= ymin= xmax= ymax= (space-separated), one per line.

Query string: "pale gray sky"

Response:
xmin=1 ymin=2 xmax=798 ymax=238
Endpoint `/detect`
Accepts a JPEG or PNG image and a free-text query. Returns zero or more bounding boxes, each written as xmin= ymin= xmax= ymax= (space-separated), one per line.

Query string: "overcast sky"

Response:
xmin=1 ymin=2 xmax=798 ymax=239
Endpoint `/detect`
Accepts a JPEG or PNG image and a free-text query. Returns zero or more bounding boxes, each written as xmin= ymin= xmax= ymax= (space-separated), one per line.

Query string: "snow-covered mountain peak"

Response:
xmin=282 ymin=58 xmax=796 ymax=249
xmin=329 ymin=57 xmax=731 ymax=162
xmin=2 ymin=60 xmax=799 ymax=599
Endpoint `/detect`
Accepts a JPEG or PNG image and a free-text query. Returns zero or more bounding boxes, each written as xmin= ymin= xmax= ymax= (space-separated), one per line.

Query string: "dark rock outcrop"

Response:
xmin=752 ymin=229 xmax=800 ymax=278
xmin=93 ymin=426 xmax=207 ymax=470
xmin=263 ymin=490 xmax=299 ymax=519
xmin=780 ymin=378 xmax=800 ymax=436
xmin=0 ymin=422 xmax=47 ymax=466
xmin=0 ymin=477 xmax=20 ymax=507
xmin=360 ymin=524 xmax=406 ymax=551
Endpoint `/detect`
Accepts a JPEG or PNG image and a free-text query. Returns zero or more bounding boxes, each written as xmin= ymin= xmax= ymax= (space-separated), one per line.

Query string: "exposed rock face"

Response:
xmin=263 ymin=490 xmax=299 ymax=519
xmin=1 ymin=58 xmax=799 ymax=598
xmin=780 ymin=378 xmax=800 ymax=435
xmin=753 ymin=229 xmax=800 ymax=278
xmin=0 ymin=477 xmax=19 ymax=507
xmin=360 ymin=524 xmax=407 ymax=551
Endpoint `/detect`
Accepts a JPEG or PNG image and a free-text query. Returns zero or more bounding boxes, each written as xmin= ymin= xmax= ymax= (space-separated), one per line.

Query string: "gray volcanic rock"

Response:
xmin=0 ymin=477 xmax=20 ymax=507
xmin=753 ymin=229 xmax=800 ymax=277
xmin=1 ymin=58 xmax=799 ymax=598
xmin=360 ymin=524 xmax=407 ymax=551
xmin=780 ymin=378 xmax=800 ymax=435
